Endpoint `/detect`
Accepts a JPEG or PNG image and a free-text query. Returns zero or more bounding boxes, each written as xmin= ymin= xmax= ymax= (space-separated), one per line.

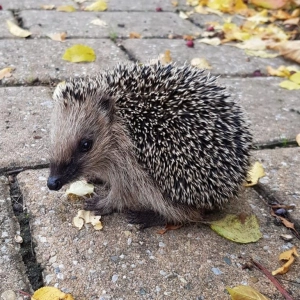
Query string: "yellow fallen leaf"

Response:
xmin=0 ymin=67 xmax=15 ymax=80
xmin=210 ymin=214 xmax=262 ymax=243
xmin=289 ymin=72 xmax=300 ymax=84
xmin=227 ymin=285 xmax=271 ymax=300
xmin=272 ymin=246 xmax=298 ymax=275
xmin=198 ymin=37 xmax=221 ymax=46
xmin=191 ymin=57 xmax=212 ymax=69
xmin=245 ymin=162 xmax=265 ymax=187
xmin=249 ymin=0 xmax=289 ymax=9
xmin=84 ymin=0 xmax=107 ymax=11
xmin=279 ymin=80 xmax=300 ymax=90
xmin=194 ymin=5 xmax=208 ymax=14
xmin=245 ymin=50 xmax=278 ymax=58
xmin=247 ymin=9 xmax=270 ymax=24
xmin=160 ymin=50 xmax=172 ymax=65
xmin=47 ymin=32 xmax=67 ymax=42
xmin=6 ymin=20 xmax=31 ymax=38
xmin=234 ymin=38 xmax=267 ymax=50
xmin=266 ymin=65 xmax=292 ymax=77
xmin=296 ymin=133 xmax=300 ymax=146
xmin=57 ymin=5 xmax=76 ymax=12
xmin=90 ymin=18 xmax=108 ymax=27
xmin=62 ymin=44 xmax=96 ymax=63
xmin=31 ymin=286 xmax=74 ymax=300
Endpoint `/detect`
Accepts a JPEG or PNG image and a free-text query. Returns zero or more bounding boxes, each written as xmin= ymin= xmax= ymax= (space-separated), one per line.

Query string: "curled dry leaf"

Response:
xmin=65 ymin=180 xmax=94 ymax=197
xmin=84 ymin=0 xmax=107 ymax=11
xmin=41 ymin=5 xmax=55 ymax=10
xmin=227 ymin=285 xmax=271 ymax=300
xmin=272 ymin=246 xmax=299 ymax=275
xmin=6 ymin=20 xmax=31 ymax=38
xmin=0 ymin=67 xmax=15 ymax=79
xmin=268 ymin=41 xmax=300 ymax=64
xmin=245 ymin=161 xmax=266 ymax=187
xmin=90 ymin=18 xmax=108 ymax=27
xmin=191 ymin=57 xmax=212 ymax=69
xmin=32 ymin=286 xmax=74 ymax=300
xmin=47 ymin=32 xmax=67 ymax=42
xmin=129 ymin=32 xmax=141 ymax=39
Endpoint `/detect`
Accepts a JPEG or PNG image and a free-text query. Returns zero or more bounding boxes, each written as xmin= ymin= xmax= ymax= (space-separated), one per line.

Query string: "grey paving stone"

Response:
xmin=121 ymin=39 xmax=296 ymax=76
xmin=253 ymin=148 xmax=300 ymax=220
xmin=0 ymin=176 xmax=32 ymax=296
xmin=0 ymin=39 xmax=128 ymax=84
xmin=84 ymin=0 xmax=176 ymax=11
xmin=17 ymin=168 xmax=300 ymax=299
xmin=20 ymin=11 xmax=200 ymax=38
xmin=0 ymin=86 xmax=52 ymax=171
xmin=220 ymin=77 xmax=300 ymax=143
xmin=0 ymin=11 xmax=15 ymax=38
xmin=1 ymin=0 xmax=75 ymax=10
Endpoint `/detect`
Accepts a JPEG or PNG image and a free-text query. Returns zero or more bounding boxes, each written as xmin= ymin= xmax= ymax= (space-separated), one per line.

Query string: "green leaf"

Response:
xmin=62 ymin=45 xmax=96 ymax=63
xmin=210 ymin=214 xmax=262 ymax=243
xmin=227 ymin=285 xmax=271 ymax=300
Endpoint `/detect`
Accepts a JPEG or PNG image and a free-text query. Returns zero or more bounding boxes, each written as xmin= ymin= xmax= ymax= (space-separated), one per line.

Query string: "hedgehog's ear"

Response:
xmin=99 ymin=94 xmax=115 ymax=122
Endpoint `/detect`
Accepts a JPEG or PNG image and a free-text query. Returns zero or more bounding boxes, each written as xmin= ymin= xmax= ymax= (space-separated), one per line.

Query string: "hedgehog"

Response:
xmin=47 ymin=63 xmax=252 ymax=228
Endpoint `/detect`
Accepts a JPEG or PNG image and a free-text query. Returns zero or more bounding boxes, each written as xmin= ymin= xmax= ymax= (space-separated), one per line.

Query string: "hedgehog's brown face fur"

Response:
xmin=47 ymin=80 xmax=115 ymax=191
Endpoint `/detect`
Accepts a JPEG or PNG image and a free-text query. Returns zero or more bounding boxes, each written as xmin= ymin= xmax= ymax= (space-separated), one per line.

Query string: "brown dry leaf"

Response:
xmin=272 ymin=246 xmax=298 ymax=275
xmin=283 ymin=17 xmax=300 ymax=25
xmin=129 ymin=32 xmax=141 ymax=39
xmin=268 ymin=41 xmax=300 ymax=64
xmin=191 ymin=57 xmax=212 ymax=69
xmin=47 ymin=32 xmax=67 ymax=42
xmin=6 ymin=20 xmax=31 ymax=38
xmin=41 ymin=5 xmax=55 ymax=10
xmin=266 ymin=65 xmax=294 ymax=77
xmin=0 ymin=67 xmax=15 ymax=79
xmin=57 ymin=5 xmax=76 ymax=12
xmin=157 ymin=224 xmax=182 ymax=234
xmin=270 ymin=210 xmax=297 ymax=233
xmin=296 ymin=133 xmax=300 ymax=146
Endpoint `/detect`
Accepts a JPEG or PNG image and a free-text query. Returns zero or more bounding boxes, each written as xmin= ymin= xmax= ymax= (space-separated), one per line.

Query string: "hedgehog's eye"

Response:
xmin=79 ymin=139 xmax=93 ymax=153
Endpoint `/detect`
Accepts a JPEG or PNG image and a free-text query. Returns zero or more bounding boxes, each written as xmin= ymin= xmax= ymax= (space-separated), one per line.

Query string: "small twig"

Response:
xmin=251 ymin=258 xmax=295 ymax=300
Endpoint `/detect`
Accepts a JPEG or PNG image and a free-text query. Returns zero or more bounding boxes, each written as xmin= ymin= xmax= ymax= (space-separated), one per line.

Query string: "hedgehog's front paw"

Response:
xmin=127 ymin=210 xmax=167 ymax=229
xmin=84 ymin=196 xmax=114 ymax=216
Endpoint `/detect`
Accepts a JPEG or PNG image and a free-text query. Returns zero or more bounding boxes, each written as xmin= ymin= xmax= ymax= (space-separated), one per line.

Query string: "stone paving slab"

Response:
xmin=0 ymin=39 xmax=128 ymax=85
xmin=20 ymin=11 xmax=200 ymax=38
xmin=0 ymin=176 xmax=32 ymax=297
xmin=1 ymin=0 xmax=75 ymax=10
xmin=1 ymin=77 xmax=298 ymax=170
xmin=1 ymin=0 xmax=177 ymax=11
xmin=221 ymin=77 xmax=300 ymax=143
xmin=16 ymin=161 xmax=300 ymax=300
xmin=0 ymin=11 xmax=15 ymax=38
xmin=253 ymin=148 xmax=300 ymax=219
xmin=0 ymin=86 xmax=52 ymax=172
xmin=121 ymin=39 xmax=296 ymax=76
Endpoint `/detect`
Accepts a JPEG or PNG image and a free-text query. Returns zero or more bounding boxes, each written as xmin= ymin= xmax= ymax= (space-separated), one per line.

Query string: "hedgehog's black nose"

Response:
xmin=47 ymin=176 xmax=63 ymax=191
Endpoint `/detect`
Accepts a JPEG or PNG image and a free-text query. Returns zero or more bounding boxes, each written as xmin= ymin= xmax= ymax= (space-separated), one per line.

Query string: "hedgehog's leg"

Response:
xmin=84 ymin=196 xmax=115 ymax=215
xmin=127 ymin=210 xmax=168 ymax=229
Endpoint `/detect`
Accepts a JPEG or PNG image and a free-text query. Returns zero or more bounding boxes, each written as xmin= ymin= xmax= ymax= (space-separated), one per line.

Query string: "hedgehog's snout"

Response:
xmin=47 ymin=176 xmax=63 ymax=191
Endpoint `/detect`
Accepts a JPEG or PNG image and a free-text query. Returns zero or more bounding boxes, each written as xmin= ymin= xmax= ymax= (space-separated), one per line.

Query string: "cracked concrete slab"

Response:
xmin=20 ymin=11 xmax=200 ymax=38
xmin=16 ymin=164 xmax=300 ymax=300
xmin=0 ymin=176 xmax=32 ymax=297
xmin=121 ymin=39 xmax=297 ymax=76
xmin=0 ymin=39 xmax=128 ymax=85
